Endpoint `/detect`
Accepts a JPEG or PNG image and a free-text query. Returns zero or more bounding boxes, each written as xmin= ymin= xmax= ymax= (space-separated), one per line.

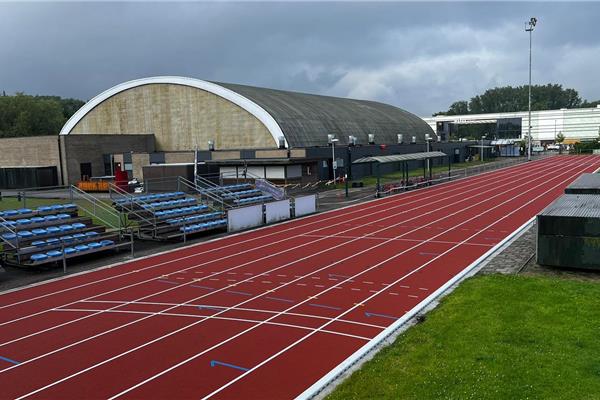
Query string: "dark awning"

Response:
xmin=353 ymin=151 xmax=448 ymax=164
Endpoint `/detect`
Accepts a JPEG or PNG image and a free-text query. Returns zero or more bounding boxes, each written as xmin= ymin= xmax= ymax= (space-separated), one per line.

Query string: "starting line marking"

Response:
xmin=210 ymin=360 xmax=249 ymax=372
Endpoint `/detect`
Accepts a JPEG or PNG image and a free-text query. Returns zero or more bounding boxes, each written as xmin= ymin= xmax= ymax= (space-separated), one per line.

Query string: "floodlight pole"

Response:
xmin=526 ymin=17 xmax=537 ymax=161
xmin=481 ymin=135 xmax=486 ymax=163
xmin=330 ymin=138 xmax=339 ymax=184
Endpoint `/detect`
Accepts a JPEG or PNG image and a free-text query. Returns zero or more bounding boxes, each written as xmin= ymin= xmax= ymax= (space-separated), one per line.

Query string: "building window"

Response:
xmin=80 ymin=162 xmax=92 ymax=180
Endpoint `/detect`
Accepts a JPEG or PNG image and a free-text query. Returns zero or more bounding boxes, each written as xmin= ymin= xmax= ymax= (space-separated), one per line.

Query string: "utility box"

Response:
xmin=537 ymin=194 xmax=600 ymax=270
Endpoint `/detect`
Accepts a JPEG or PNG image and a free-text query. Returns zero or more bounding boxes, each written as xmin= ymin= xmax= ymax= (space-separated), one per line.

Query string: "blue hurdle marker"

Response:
xmin=265 ymin=296 xmax=295 ymax=303
xmin=364 ymin=311 xmax=399 ymax=320
xmin=309 ymin=303 xmax=342 ymax=311
xmin=157 ymin=280 xmax=179 ymax=285
xmin=0 ymin=355 xmax=20 ymax=365
xmin=210 ymin=360 xmax=249 ymax=372
xmin=197 ymin=305 xmax=222 ymax=311
xmin=225 ymin=290 xmax=252 ymax=296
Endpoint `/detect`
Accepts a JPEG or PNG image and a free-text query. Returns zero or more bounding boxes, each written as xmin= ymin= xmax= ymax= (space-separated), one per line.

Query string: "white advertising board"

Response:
xmin=265 ymin=199 xmax=291 ymax=224
xmin=294 ymin=194 xmax=317 ymax=217
xmin=227 ymin=204 xmax=263 ymax=232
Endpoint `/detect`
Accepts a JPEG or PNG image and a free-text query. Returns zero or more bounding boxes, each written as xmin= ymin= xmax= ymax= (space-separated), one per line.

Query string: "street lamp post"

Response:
xmin=481 ymin=134 xmax=486 ymax=162
xmin=330 ymin=137 xmax=339 ymax=183
xmin=526 ymin=17 xmax=537 ymax=161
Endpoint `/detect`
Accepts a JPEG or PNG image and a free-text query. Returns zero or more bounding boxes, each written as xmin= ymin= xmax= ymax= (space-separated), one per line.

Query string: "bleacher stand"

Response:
xmin=112 ymin=191 xmax=227 ymax=240
xmin=0 ymin=203 xmax=121 ymax=266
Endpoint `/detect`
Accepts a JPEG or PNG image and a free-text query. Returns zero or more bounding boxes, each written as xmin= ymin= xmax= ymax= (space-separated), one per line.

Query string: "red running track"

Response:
xmin=0 ymin=155 xmax=598 ymax=399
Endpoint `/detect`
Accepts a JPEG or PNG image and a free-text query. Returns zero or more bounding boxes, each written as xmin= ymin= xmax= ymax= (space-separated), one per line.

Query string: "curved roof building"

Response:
xmin=61 ymin=76 xmax=434 ymax=150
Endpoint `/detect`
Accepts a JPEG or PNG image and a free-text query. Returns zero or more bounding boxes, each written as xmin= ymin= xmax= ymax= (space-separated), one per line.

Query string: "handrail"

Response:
xmin=0 ymin=215 xmax=18 ymax=251
xmin=177 ymin=176 xmax=227 ymax=211
xmin=195 ymin=175 xmax=239 ymax=198
xmin=69 ymin=186 xmax=123 ymax=230
xmin=107 ymin=183 xmax=157 ymax=228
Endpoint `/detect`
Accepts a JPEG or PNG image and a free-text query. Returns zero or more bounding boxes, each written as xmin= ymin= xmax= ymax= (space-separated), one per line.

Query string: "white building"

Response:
xmin=423 ymin=105 xmax=600 ymax=144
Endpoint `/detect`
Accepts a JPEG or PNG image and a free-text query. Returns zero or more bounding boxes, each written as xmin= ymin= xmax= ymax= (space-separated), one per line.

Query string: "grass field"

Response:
xmin=0 ymin=196 xmax=122 ymax=228
xmin=328 ymin=275 xmax=600 ymax=400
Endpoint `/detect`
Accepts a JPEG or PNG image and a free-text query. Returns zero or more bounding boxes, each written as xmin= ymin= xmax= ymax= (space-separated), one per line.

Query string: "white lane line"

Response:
xmin=0 ymin=156 xmax=553 ymax=340
xmin=52 ymin=308 xmax=372 ymax=342
xmin=4 ymin=157 xmax=582 ymax=394
xmin=85 ymin=158 xmax=594 ymax=400
xmin=197 ymin=157 xmax=596 ymax=400
xmin=0 ymin=156 xmax=558 ymax=313
xmin=0 ymin=158 xmax=584 ymax=373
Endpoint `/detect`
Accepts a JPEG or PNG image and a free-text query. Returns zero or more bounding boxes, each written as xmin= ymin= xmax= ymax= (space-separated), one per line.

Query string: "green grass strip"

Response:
xmin=328 ymin=275 xmax=600 ymax=400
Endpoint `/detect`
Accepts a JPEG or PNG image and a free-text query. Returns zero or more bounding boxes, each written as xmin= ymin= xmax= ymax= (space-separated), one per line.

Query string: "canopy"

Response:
xmin=353 ymin=151 xmax=448 ymax=164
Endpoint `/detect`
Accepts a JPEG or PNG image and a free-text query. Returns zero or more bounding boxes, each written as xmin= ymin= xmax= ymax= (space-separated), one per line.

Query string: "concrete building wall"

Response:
xmin=0 ymin=136 xmax=60 ymax=168
xmin=60 ymin=134 xmax=155 ymax=184
xmin=69 ymin=83 xmax=277 ymax=151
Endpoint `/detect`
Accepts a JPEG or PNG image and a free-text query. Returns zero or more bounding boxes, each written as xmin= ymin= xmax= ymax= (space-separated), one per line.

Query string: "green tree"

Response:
xmin=0 ymin=93 xmax=84 ymax=138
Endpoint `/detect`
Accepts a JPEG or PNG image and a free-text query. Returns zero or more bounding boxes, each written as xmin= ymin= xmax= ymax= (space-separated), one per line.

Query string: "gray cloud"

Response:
xmin=1 ymin=2 xmax=599 ymax=116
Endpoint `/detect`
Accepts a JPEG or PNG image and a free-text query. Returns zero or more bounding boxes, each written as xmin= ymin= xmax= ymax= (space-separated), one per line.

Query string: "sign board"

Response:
xmin=255 ymin=179 xmax=285 ymax=200
xmin=265 ymin=199 xmax=291 ymax=224
xmin=295 ymin=194 xmax=317 ymax=217
xmin=227 ymin=204 xmax=263 ymax=232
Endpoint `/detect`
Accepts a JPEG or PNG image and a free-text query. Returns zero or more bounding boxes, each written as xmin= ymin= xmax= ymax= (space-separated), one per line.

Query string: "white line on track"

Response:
xmin=51 ymin=308 xmax=372 ymax=342
xmin=0 ymin=156 xmax=560 ymax=312
xmin=0 ymin=156 xmax=569 ymax=355
xmin=12 ymin=157 xmax=592 ymax=399
xmin=0 ymin=156 xmax=556 ymax=336
xmin=196 ymin=157 xmax=598 ymax=400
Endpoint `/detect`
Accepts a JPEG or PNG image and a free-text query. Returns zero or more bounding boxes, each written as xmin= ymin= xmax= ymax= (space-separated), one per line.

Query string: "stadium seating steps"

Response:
xmin=0 ymin=203 xmax=120 ymax=266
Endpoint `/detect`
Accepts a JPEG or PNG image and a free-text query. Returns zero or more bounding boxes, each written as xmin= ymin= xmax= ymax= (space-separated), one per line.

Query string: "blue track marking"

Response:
xmin=418 ymin=252 xmax=439 ymax=256
xmin=0 ymin=356 xmax=20 ymax=365
xmin=328 ymin=273 xmax=350 ymax=279
xmin=197 ymin=305 xmax=222 ymax=311
xmin=265 ymin=296 xmax=295 ymax=303
xmin=309 ymin=303 xmax=342 ymax=311
xmin=210 ymin=360 xmax=249 ymax=372
xmin=226 ymin=290 xmax=252 ymax=296
xmin=365 ymin=311 xmax=399 ymax=320
xmin=190 ymin=284 xmax=215 ymax=290
xmin=157 ymin=279 xmax=179 ymax=285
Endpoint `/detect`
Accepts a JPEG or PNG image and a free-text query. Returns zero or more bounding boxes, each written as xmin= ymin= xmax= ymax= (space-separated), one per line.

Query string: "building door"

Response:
xmin=80 ymin=162 xmax=92 ymax=180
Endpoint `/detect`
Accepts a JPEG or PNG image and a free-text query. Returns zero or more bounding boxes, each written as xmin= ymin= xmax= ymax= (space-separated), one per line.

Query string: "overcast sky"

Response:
xmin=1 ymin=1 xmax=599 ymax=116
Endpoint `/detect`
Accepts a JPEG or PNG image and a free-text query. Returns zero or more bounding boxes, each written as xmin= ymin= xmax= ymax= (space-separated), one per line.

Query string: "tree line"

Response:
xmin=0 ymin=92 xmax=85 ymax=138
xmin=433 ymin=84 xmax=600 ymax=116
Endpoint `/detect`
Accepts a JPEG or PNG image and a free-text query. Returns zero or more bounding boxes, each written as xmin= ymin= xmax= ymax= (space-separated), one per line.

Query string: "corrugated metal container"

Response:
xmin=537 ymin=194 xmax=600 ymax=269
xmin=565 ymin=173 xmax=600 ymax=194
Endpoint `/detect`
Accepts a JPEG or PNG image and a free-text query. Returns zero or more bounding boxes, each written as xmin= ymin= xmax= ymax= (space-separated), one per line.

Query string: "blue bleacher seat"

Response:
xmin=0 ymin=220 xmax=16 ymax=228
xmin=47 ymin=250 xmax=63 ymax=258
xmin=2 ymin=233 xmax=17 ymax=240
xmin=17 ymin=208 xmax=32 ymax=214
xmin=57 ymin=214 xmax=71 ymax=220
xmin=59 ymin=225 xmax=74 ymax=232
xmin=74 ymin=244 xmax=89 ymax=252
xmin=32 ymin=240 xmax=47 ymax=247
xmin=88 ymin=242 xmax=102 ymax=249
xmin=45 ymin=215 xmax=59 ymax=222
xmin=50 ymin=205 xmax=64 ymax=211
xmin=60 ymin=235 xmax=74 ymax=243
xmin=63 ymin=204 xmax=77 ymax=211
xmin=32 ymin=228 xmax=47 ymax=236
xmin=100 ymin=239 xmax=114 ymax=247
xmin=3 ymin=210 xmax=18 ymax=217
xmin=64 ymin=247 xmax=77 ymax=255
xmin=37 ymin=206 xmax=53 ymax=212
xmin=46 ymin=238 xmax=60 ymax=245
xmin=46 ymin=226 xmax=61 ymax=234
xmin=31 ymin=217 xmax=45 ymax=223
xmin=72 ymin=233 xmax=87 ymax=240
xmin=31 ymin=253 xmax=49 ymax=262
xmin=16 ymin=219 xmax=31 ymax=225
xmin=85 ymin=231 xmax=99 ymax=237
xmin=17 ymin=231 xmax=33 ymax=239
xmin=72 ymin=223 xmax=86 ymax=229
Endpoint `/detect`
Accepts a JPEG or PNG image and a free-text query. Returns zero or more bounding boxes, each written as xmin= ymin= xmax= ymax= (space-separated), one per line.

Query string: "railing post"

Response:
xmin=130 ymin=229 xmax=134 ymax=258
xmin=61 ymin=240 xmax=67 ymax=274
